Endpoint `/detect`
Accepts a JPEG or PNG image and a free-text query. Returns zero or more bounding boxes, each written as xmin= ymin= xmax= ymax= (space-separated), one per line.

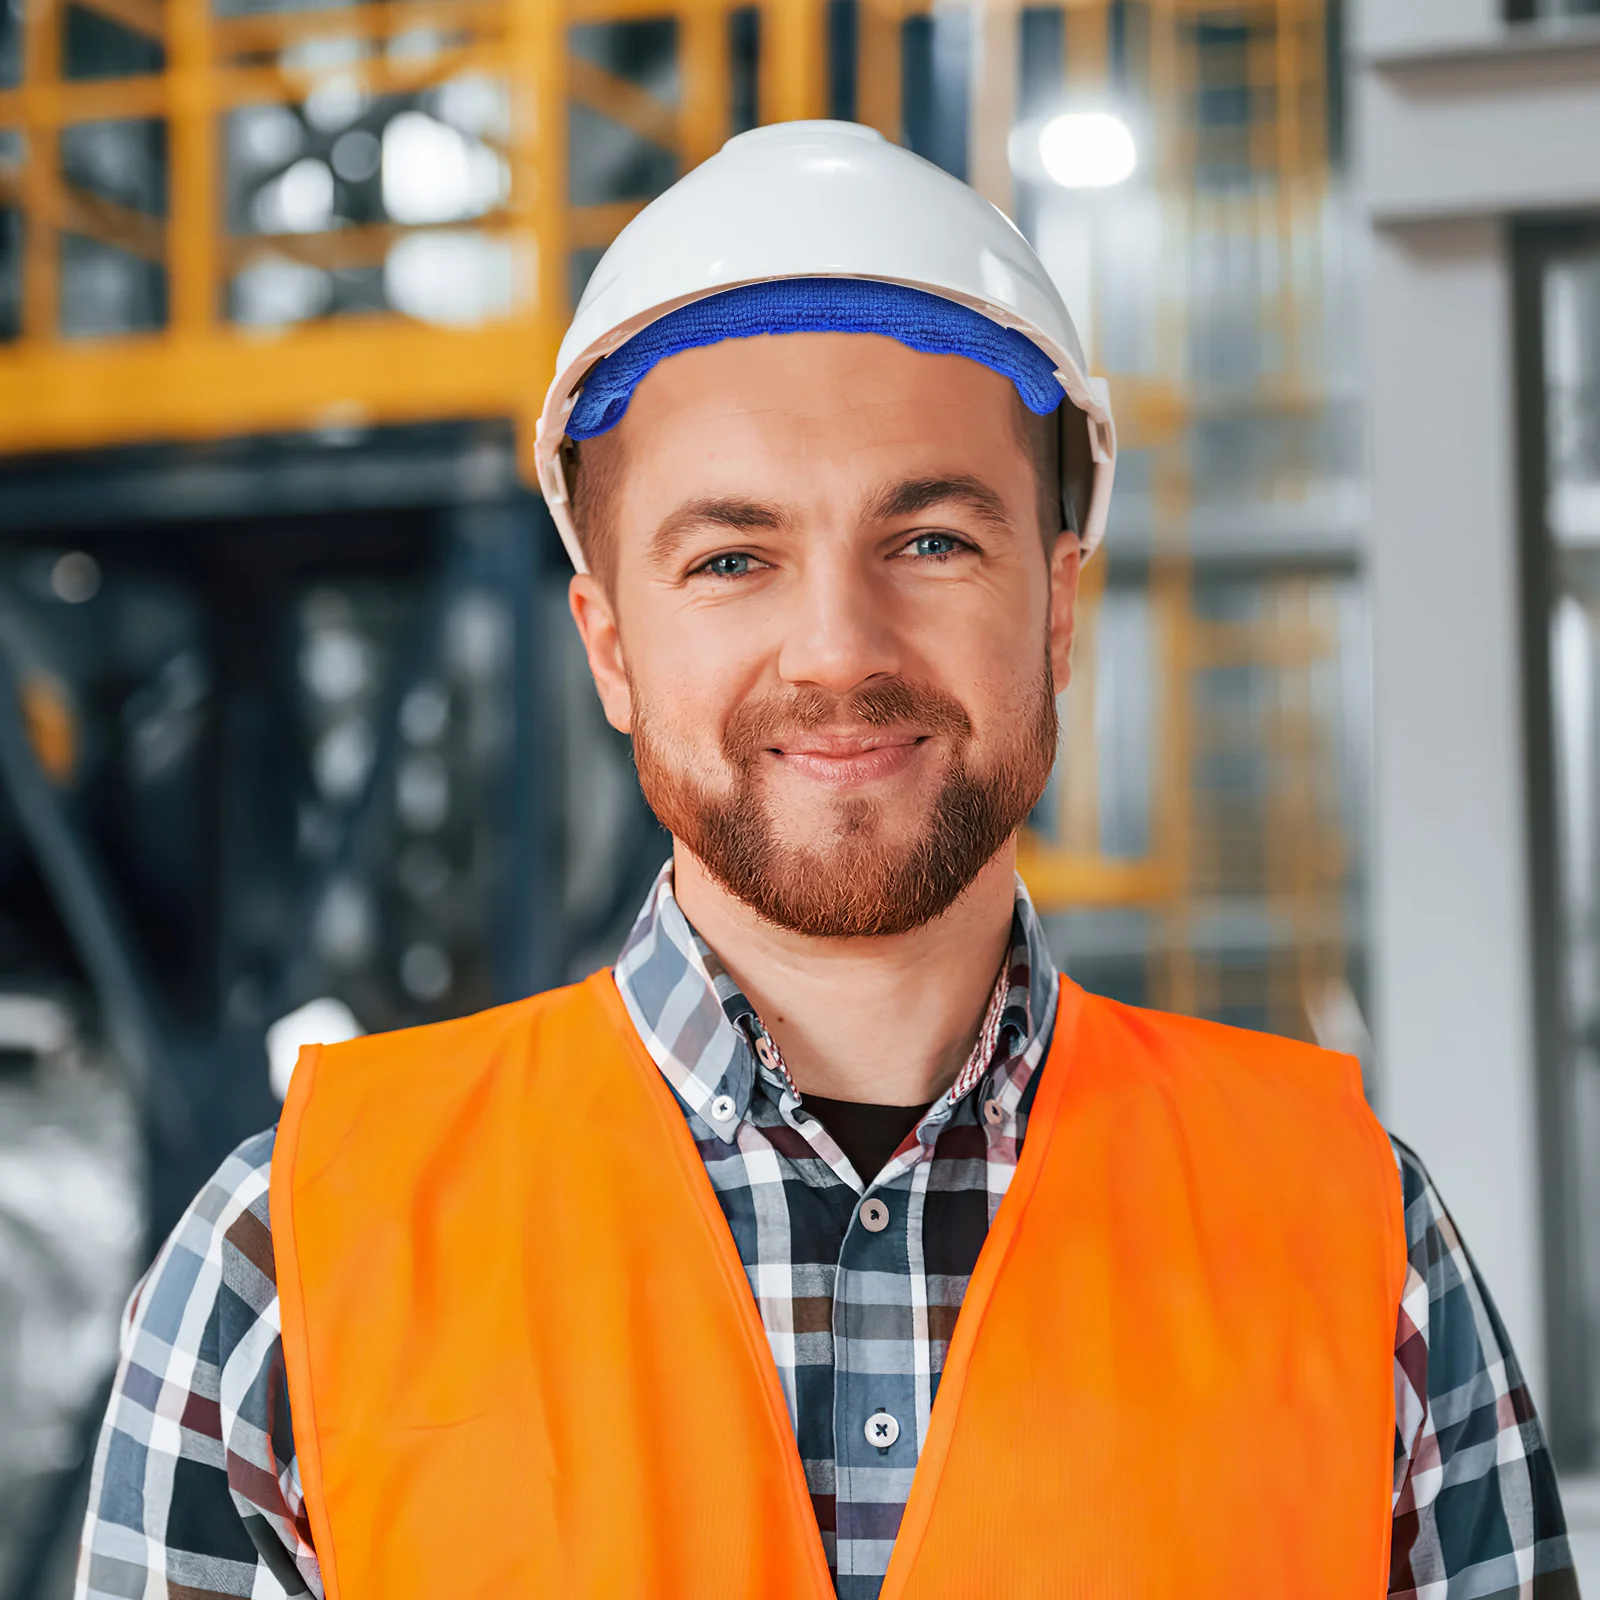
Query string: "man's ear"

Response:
xmin=1047 ymin=535 xmax=1082 ymax=695
xmin=568 ymin=573 xmax=634 ymax=734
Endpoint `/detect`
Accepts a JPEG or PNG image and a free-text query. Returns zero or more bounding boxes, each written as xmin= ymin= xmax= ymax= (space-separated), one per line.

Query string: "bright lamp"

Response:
xmin=1037 ymin=111 xmax=1137 ymax=189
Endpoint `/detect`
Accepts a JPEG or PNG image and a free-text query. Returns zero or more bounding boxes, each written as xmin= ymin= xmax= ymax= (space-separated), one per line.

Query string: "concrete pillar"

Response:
xmin=1365 ymin=215 xmax=1546 ymax=1405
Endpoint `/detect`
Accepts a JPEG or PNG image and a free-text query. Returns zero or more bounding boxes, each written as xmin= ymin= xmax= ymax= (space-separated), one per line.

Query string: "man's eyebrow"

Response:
xmin=866 ymin=474 xmax=1013 ymax=530
xmin=648 ymin=497 xmax=788 ymax=566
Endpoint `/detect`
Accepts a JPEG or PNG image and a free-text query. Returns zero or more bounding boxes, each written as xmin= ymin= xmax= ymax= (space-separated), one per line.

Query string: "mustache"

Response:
xmin=722 ymin=679 xmax=973 ymax=767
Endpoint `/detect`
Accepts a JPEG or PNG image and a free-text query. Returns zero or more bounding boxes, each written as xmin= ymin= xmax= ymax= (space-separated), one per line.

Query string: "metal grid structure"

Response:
xmin=0 ymin=1 xmax=1323 ymax=440
xmin=0 ymin=0 xmax=844 ymax=460
xmin=1003 ymin=0 xmax=1353 ymax=1038
xmin=0 ymin=0 xmax=563 ymax=454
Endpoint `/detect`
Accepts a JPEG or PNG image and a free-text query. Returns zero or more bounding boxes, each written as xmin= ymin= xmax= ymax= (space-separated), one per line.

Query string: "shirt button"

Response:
xmin=983 ymin=1097 xmax=1005 ymax=1126
xmin=859 ymin=1198 xmax=889 ymax=1233
xmin=865 ymin=1410 xmax=900 ymax=1449
xmin=710 ymin=1093 xmax=736 ymax=1124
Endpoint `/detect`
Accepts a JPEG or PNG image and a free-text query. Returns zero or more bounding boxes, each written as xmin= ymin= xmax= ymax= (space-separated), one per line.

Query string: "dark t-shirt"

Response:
xmin=802 ymin=1093 xmax=933 ymax=1186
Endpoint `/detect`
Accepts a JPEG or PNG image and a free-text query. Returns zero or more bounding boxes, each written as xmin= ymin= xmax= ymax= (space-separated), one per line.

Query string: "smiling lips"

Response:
xmin=767 ymin=730 xmax=929 ymax=787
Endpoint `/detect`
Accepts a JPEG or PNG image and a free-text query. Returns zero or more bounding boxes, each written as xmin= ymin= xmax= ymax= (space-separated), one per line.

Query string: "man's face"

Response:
xmin=569 ymin=330 xmax=1081 ymax=937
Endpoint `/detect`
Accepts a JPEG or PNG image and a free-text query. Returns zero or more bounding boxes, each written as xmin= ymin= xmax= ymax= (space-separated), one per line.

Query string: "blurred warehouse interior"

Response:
xmin=3 ymin=0 xmax=1600 ymax=1591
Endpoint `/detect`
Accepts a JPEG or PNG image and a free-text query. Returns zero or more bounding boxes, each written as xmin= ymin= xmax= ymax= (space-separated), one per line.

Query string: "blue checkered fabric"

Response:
xmin=74 ymin=870 xmax=1576 ymax=1599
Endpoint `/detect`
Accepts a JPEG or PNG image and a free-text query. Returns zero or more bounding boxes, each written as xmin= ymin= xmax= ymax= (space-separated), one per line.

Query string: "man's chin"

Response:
xmin=697 ymin=831 xmax=992 ymax=940
xmin=761 ymin=788 xmax=933 ymax=847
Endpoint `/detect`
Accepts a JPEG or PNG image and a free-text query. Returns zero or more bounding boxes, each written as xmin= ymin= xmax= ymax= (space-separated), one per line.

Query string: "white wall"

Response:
xmin=1354 ymin=0 xmax=1499 ymax=55
xmin=1363 ymin=41 xmax=1600 ymax=224
xmin=1353 ymin=1 xmax=1600 ymax=1578
xmin=1364 ymin=218 xmax=1545 ymax=1403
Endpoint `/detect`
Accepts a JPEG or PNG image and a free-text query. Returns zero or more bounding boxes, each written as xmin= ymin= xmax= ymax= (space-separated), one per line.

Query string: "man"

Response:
xmin=78 ymin=122 xmax=1574 ymax=1599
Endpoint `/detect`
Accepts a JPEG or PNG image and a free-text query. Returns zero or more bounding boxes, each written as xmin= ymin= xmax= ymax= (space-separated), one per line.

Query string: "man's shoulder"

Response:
xmin=123 ymin=1123 xmax=282 ymax=1365
xmin=307 ymin=975 xmax=611 ymax=1082
xmin=1073 ymin=985 xmax=1364 ymax=1087
xmin=1383 ymin=1133 xmax=1463 ymax=1262
xmin=280 ymin=977 xmax=626 ymax=1161
xmin=227 ymin=1123 xmax=278 ymax=1182
xmin=173 ymin=1124 xmax=278 ymax=1262
xmin=1061 ymin=991 xmax=1392 ymax=1193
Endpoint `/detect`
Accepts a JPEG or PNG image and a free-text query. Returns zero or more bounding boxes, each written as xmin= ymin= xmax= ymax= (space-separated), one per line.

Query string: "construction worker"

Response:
xmin=77 ymin=122 xmax=1575 ymax=1600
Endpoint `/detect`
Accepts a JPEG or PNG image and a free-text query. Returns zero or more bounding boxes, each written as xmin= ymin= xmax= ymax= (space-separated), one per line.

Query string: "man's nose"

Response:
xmin=774 ymin=556 xmax=901 ymax=694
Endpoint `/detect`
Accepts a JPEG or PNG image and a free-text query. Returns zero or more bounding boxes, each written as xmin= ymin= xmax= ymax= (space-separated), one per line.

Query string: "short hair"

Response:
xmin=562 ymin=430 xmax=626 ymax=590
xmin=565 ymin=388 xmax=1065 ymax=590
xmin=1014 ymin=396 xmax=1063 ymax=552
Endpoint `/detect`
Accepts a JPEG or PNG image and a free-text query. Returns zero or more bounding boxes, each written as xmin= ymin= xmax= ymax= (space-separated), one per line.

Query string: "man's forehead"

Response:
xmin=568 ymin=330 xmax=1055 ymax=586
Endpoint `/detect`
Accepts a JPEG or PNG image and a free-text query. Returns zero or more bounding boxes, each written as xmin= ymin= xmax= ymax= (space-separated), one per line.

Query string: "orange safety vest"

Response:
xmin=273 ymin=970 xmax=1406 ymax=1600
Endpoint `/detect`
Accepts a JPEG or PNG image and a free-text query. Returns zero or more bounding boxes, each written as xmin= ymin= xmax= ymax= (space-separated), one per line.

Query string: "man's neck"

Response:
xmin=670 ymin=843 xmax=1019 ymax=1106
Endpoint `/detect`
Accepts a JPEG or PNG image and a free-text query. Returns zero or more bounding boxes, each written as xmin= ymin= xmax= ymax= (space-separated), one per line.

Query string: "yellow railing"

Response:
xmin=0 ymin=0 xmax=1327 ymax=461
xmin=0 ymin=0 xmax=563 ymax=457
xmin=0 ymin=0 xmax=868 ymax=461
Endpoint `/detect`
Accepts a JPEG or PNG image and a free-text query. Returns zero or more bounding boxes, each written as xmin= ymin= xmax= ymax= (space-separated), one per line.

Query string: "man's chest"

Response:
xmin=692 ymin=1106 xmax=1006 ymax=1594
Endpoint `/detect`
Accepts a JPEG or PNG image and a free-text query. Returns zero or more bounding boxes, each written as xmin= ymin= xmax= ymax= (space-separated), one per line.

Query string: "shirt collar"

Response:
xmin=613 ymin=863 xmax=1059 ymax=1142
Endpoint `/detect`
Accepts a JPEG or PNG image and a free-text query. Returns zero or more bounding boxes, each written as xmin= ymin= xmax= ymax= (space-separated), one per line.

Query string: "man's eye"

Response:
xmin=701 ymin=551 xmax=754 ymax=577
xmin=907 ymin=532 xmax=966 ymax=559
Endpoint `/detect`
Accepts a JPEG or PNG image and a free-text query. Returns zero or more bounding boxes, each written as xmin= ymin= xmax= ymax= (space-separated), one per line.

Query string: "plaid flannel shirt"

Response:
xmin=612 ymin=870 xmax=1051 ymax=1592
xmin=76 ymin=870 xmax=1576 ymax=1600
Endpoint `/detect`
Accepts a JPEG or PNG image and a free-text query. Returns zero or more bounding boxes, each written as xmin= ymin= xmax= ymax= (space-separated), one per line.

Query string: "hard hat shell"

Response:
xmin=536 ymin=119 xmax=1117 ymax=572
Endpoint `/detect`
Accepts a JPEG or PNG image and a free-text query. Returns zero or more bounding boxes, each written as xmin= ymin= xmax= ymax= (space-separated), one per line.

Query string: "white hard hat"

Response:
xmin=535 ymin=119 xmax=1117 ymax=572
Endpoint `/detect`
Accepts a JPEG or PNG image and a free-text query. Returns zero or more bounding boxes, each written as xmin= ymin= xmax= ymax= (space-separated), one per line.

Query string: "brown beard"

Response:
xmin=631 ymin=662 xmax=1058 ymax=937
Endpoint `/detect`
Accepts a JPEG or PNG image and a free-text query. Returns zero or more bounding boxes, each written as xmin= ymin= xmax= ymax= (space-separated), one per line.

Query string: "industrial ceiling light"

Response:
xmin=381 ymin=109 xmax=507 ymax=226
xmin=1036 ymin=111 xmax=1137 ymax=189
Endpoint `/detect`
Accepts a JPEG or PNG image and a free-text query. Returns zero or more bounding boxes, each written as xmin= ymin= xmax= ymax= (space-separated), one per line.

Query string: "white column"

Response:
xmin=1365 ymin=216 xmax=1546 ymax=1405
xmin=1353 ymin=0 xmax=1499 ymax=55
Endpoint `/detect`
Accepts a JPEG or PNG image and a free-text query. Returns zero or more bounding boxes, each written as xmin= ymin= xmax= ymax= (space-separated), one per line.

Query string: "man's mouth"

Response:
xmin=766 ymin=730 xmax=929 ymax=787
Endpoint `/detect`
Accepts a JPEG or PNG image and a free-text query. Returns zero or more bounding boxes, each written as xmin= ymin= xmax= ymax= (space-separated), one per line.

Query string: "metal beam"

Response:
xmin=211 ymin=0 xmax=502 ymax=55
xmin=569 ymin=53 xmax=678 ymax=149
xmin=20 ymin=0 xmax=60 ymax=342
xmin=0 ymin=636 xmax=188 ymax=1153
xmin=167 ymin=0 xmax=213 ymax=334
xmin=1016 ymin=839 xmax=1181 ymax=909
xmin=218 ymin=44 xmax=510 ymax=109
xmin=856 ymin=0 xmax=902 ymax=140
xmin=512 ymin=0 xmax=562 ymax=486
xmin=678 ymin=0 xmax=729 ymax=167
xmin=0 ymin=316 xmax=556 ymax=455
xmin=0 ymin=42 xmax=511 ymax=128
xmin=226 ymin=214 xmax=517 ymax=274
xmin=569 ymin=197 xmax=648 ymax=249
xmin=0 ymin=167 xmax=166 ymax=262
xmin=0 ymin=76 xmax=167 ymax=126
xmin=761 ymin=0 xmax=826 ymax=122
xmin=968 ymin=0 xmax=1019 ymax=211
xmin=75 ymin=0 xmax=165 ymax=43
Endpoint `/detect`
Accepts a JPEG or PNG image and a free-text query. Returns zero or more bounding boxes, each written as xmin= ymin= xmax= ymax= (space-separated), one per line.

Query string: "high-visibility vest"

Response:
xmin=273 ymin=969 xmax=1405 ymax=1600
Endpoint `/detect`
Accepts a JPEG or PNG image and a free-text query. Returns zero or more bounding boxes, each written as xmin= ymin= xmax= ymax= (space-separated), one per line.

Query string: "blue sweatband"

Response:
xmin=565 ymin=277 xmax=1066 ymax=441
